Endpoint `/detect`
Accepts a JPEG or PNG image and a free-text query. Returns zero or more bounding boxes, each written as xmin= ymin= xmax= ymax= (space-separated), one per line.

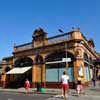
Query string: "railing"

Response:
xmin=47 ymin=32 xmax=71 ymax=44
xmin=15 ymin=42 xmax=32 ymax=51
xmin=14 ymin=32 xmax=72 ymax=52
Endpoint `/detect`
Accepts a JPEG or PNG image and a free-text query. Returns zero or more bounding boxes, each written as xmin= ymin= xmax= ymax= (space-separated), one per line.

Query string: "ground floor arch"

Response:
xmin=44 ymin=51 xmax=75 ymax=88
xmin=6 ymin=57 xmax=33 ymax=88
xmin=5 ymin=66 xmax=11 ymax=73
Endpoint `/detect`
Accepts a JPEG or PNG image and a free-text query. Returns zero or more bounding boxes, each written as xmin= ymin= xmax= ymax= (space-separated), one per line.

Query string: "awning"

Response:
xmin=6 ymin=67 xmax=31 ymax=74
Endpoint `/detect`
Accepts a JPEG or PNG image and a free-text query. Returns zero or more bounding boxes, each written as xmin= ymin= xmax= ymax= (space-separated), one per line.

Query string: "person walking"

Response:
xmin=77 ymin=76 xmax=83 ymax=96
xmin=1 ymin=73 xmax=6 ymax=88
xmin=24 ymin=79 xmax=30 ymax=94
xmin=92 ymin=77 xmax=96 ymax=87
xmin=61 ymin=71 xmax=69 ymax=100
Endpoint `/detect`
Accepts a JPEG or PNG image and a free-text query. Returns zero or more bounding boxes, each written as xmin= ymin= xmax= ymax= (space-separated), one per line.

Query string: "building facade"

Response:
xmin=1 ymin=27 xmax=100 ymax=88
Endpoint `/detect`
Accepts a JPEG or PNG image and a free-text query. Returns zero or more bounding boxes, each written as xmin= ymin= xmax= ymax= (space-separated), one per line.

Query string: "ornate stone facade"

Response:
xmin=1 ymin=27 xmax=100 ymax=88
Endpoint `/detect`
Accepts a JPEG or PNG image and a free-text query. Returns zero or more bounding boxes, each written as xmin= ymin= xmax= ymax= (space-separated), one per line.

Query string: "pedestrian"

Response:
xmin=1 ymin=73 xmax=6 ymax=88
xmin=92 ymin=77 xmax=96 ymax=87
xmin=76 ymin=76 xmax=83 ymax=96
xmin=61 ymin=71 xmax=69 ymax=100
xmin=24 ymin=79 xmax=30 ymax=94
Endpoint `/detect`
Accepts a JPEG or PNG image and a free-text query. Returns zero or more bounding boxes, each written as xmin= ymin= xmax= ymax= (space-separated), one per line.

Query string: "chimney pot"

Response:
xmin=78 ymin=27 xmax=80 ymax=32
xmin=72 ymin=27 xmax=74 ymax=31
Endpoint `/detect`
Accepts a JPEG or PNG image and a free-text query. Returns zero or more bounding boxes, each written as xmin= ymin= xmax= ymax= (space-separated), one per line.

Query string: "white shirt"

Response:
xmin=61 ymin=75 xmax=69 ymax=84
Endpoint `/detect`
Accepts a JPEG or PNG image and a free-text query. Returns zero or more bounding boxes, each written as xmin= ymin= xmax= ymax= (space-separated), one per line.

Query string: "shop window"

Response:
xmin=84 ymin=53 xmax=89 ymax=62
xmin=46 ymin=65 xmax=58 ymax=82
xmin=67 ymin=67 xmax=74 ymax=82
xmin=83 ymin=53 xmax=91 ymax=82
xmin=84 ymin=63 xmax=90 ymax=82
xmin=45 ymin=51 xmax=75 ymax=82
xmin=90 ymin=68 xmax=93 ymax=79
xmin=46 ymin=63 xmax=74 ymax=82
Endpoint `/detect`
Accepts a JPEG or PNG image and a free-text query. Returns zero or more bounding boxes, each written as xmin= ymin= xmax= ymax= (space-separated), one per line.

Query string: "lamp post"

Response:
xmin=65 ymin=40 xmax=68 ymax=71
xmin=58 ymin=29 xmax=68 ymax=71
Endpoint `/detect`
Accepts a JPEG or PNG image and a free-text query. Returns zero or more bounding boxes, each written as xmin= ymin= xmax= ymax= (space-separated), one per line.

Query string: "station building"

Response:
xmin=0 ymin=27 xmax=100 ymax=88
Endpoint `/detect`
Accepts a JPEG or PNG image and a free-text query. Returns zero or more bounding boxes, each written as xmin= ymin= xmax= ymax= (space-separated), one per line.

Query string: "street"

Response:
xmin=47 ymin=95 xmax=100 ymax=100
xmin=0 ymin=91 xmax=100 ymax=100
xmin=0 ymin=92 xmax=52 ymax=100
xmin=0 ymin=81 xmax=100 ymax=100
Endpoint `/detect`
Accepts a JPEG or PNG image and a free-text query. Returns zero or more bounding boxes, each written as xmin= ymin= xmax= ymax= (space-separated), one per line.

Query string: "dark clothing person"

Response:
xmin=92 ymin=78 xmax=96 ymax=87
xmin=77 ymin=80 xmax=81 ymax=85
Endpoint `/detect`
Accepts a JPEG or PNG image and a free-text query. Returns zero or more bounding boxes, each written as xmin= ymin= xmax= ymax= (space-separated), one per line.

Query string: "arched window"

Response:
xmin=84 ymin=53 xmax=89 ymax=62
xmin=14 ymin=57 xmax=33 ymax=83
xmin=89 ymin=57 xmax=93 ymax=65
xmin=45 ymin=51 xmax=75 ymax=62
xmin=14 ymin=57 xmax=33 ymax=67
xmin=45 ymin=51 xmax=75 ymax=82
xmin=5 ymin=66 xmax=11 ymax=72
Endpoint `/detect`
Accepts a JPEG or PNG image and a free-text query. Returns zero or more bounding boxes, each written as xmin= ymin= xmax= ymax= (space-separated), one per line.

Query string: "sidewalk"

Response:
xmin=0 ymin=81 xmax=100 ymax=96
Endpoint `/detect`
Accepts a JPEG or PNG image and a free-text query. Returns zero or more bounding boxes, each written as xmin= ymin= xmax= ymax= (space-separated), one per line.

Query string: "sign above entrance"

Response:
xmin=46 ymin=61 xmax=63 ymax=64
xmin=62 ymin=58 xmax=71 ymax=62
xmin=46 ymin=58 xmax=71 ymax=64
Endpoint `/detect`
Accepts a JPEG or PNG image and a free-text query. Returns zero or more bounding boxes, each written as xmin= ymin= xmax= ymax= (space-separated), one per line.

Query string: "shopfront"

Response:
xmin=6 ymin=57 xmax=33 ymax=88
xmin=45 ymin=51 xmax=75 ymax=88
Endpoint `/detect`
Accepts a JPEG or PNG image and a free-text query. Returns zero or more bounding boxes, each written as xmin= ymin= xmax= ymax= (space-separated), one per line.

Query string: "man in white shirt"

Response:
xmin=61 ymin=71 xmax=69 ymax=100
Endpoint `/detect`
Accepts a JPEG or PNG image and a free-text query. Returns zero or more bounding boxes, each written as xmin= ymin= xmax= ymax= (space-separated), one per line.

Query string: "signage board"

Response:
xmin=62 ymin=58 xmax=71 ymax=62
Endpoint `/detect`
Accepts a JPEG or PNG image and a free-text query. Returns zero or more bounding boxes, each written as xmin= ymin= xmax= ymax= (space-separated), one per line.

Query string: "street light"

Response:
xmin=58 ymin=29 xmax=68 ymax=71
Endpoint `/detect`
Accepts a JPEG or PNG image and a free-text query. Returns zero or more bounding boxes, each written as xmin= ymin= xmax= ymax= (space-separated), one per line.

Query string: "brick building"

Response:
xmin=0 ymin=27 xmax=100 ymax=88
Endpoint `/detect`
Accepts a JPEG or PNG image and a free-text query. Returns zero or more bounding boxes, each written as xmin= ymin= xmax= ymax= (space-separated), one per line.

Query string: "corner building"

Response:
xmin=1 ymin=28 xmax=100 ymax=88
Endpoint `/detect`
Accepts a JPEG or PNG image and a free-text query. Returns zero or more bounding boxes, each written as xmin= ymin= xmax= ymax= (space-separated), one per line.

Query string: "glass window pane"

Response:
xmin=86 ymin=67 xmax=90 ymax=81
xmin=90 ymin=68 xmax=93 ymax=80
xmin=68 ymin=67 xmax=74 ymax=82
xmin=46 ymin=68 xmax=58 ymax=82
xmin=84 ymin=67 xmax=87 ymax=82
xmin=59 ymin=68 xmax=65 ymax=82
xmin=84 ymin=67 xmax=90 ymax=82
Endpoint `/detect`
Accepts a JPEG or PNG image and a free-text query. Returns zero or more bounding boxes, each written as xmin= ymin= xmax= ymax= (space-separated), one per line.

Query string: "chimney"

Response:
xmin=72 ymin=27 xmax=74 ymax=31
xmin=78 ymin=27 xmax=80 ymax=32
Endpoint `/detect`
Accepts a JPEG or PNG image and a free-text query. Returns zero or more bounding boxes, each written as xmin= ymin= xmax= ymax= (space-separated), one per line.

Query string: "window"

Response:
xmin=46 ymin=63 xmax=74 ymax=82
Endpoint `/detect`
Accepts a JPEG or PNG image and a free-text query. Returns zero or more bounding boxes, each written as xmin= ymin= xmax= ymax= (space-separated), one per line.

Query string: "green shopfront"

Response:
xmin=45 ymin=51 xmax=75 ymax=88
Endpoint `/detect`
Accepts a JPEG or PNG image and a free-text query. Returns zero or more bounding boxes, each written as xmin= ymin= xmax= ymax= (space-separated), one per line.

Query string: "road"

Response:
xmin=0 ymin=92 xmax=52 ymax=100
xmin=47 ymin=95 xmax=100 ymax=100
xmin=0 ymin=91 xmax=100 ymax=100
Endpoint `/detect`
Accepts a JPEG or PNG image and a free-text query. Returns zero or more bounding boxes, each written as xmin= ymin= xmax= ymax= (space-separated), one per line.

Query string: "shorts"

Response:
xmin=62 ymin=84 xmax=69 ymax=91
xmin=77 ymin=85 xmax=83 ymax=91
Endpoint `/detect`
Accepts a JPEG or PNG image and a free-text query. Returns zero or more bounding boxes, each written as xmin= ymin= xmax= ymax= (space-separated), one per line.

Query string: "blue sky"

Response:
xmin=0 ymin=0 xmax=100 ymax=60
